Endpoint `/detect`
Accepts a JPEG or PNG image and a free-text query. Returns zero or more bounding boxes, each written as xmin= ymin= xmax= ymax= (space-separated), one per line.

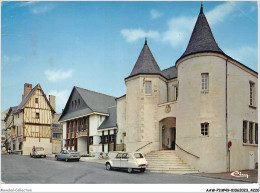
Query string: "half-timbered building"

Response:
xmin=11 ymin=83 xmax=56 ymax=155
xmin=59 ymin=86 xmax=120 ymax=155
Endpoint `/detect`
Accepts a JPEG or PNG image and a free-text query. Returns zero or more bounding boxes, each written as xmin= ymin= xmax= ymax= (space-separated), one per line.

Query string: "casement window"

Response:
xmin=36 ymin=113 xmax=40 ymax=119
xmin=35 ymin=98 xmax=38 ymax=103
xmin=174 ymin=86 xmax=178 ymax=101
xmin=201 ymin=123 xmax=209 ymax=136
xmin=89 ymin=136 xmax=93 ymax=145
xmin=145 ymin=81 xmax=152 ymax=95
xmin=255 ymin=124 xmax=258 ymax=144
xmin=249 ymin=122 xmax=254 ymax=144
xmin=243 ymin=121 xmax=247 ymax=143
xmin=110 ymin=135 xmax=115 ymax=143
xmin=249 ymin=81 xmax=255 ymax=106
xmin=201 ymin=73 xmax=209 ymax=91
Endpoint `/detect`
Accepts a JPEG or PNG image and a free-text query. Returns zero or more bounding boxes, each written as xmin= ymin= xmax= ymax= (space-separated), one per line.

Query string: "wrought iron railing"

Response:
xmin=175 ymin=143 xmax=200 ymax=159
xmin=136 ymin=142 xmax=153 ymax=152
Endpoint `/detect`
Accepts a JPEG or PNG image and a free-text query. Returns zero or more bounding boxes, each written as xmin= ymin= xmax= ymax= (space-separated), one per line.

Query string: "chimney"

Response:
xmin=22 ymin=83 xmax=32 ymax=100
xmin=49 ymin=95 xmax=56 ymax=112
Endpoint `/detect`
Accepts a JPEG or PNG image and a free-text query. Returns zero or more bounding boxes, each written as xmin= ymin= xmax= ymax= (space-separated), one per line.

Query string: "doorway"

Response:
xmin=159 ymin=117 xmax=176 ymax=150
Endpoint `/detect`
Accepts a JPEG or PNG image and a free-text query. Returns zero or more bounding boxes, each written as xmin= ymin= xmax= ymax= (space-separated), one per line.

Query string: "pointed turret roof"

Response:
xmin=126 ymin=38 xmax=162 ymax=79
xmin=176 ymin=4 xmax=225 ymax=63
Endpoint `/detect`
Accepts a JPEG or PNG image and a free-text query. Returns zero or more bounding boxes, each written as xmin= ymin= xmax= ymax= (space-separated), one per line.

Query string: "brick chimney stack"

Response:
xmin=22 ymin=83 xmax=32 ymax=100
xmin=49 ymin=95 xmax=56 ymax=112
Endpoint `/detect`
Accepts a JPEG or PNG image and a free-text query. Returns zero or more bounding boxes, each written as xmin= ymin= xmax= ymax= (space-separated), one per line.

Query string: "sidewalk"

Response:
xmin=190 ymin=169 xmax=258 ymax=183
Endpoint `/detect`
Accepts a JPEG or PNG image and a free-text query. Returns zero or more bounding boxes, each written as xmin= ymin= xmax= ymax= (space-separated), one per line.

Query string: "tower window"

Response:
xmin=249 ymin=122 xmax=253 ymax=144
xmin=174 ymin=86 xmax=178 ymax=101
xmin=243 ymin=121 xmax=247 ymax=143
xmin=255 ymin=124 xmax=258 ymax=144
xmin=201 ymin=73 xmax=209 ymax=91
xmin=145 ymin=81 xmax=152 ymax=95
xmin=249 ymin=81 xmax=255 ymax=106
xmin=201 ymin=123 xmax=209 ymax=136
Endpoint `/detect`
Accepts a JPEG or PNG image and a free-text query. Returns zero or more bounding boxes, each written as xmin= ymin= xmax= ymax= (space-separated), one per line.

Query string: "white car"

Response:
xmin=30 ymin=147 xmax=46 ymax=158
xmin=105 ymin=152 xmax=148 ymax=173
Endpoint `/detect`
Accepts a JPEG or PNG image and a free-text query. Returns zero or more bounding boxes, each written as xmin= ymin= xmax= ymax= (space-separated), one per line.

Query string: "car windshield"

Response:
xmin=35 ymin=147 xmax=44 ymax=150
xmin=68 ymin=150 xmax=77 ymax=153
xmin=134 ymin=153 xmax=144 ymax=159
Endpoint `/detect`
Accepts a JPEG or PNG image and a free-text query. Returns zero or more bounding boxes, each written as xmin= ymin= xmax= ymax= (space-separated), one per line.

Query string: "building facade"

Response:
xmin=116 ymin=5 xmax=258 ymax=173
xmin=59 ymin=86 xmax=121 ymax=155
xmin=5 ymin=83 xmax=56 ymax=155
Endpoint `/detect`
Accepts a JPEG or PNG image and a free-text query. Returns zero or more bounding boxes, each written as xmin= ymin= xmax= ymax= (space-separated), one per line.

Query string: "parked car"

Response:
xmin=30 ymin=147 xmax=46 ymax=158
xmin=55 ymin=150 xmax=80 ymax=162
xmin=105 ymin=152 xmax=148 ymax=173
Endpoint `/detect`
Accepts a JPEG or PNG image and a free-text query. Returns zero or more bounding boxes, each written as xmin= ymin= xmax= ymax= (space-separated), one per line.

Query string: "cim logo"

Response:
xmin=230 ymin=171 xmax=249 ymax=178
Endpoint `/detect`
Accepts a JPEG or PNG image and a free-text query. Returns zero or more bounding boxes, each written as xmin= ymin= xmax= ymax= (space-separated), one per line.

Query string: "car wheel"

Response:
xmin=65 ymin=158 xmax=69 ymax=162
xmin=77 ymin=159 xmax=80 ymax=162
xmin=140 ymin=168 xmax=145 ymax=173
xmin=55 ymin=156 xmax=59 ymax=161
xmin=30 ymin=153 xmax=32 ymax=157
xmin=106 ymin=163 xmax=112 ymax=170
xmin=127 ymin=168 xmax=133 ymax=173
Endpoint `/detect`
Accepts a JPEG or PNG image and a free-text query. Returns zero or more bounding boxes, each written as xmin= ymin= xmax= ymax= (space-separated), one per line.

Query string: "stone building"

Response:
xmin=116 ymin=5 xmax=258 ymax=173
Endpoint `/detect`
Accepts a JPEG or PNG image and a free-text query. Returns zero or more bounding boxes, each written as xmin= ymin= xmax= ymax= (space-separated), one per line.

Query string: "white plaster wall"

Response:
xmin=176 ymin=54 xmax=227 ymax=172
xmin=61 ymin=122 xmax=67 ymax=150
xmin=23 ymin=138 xmax=52 ymax=155
xmin=227 ymin=60 xmax=258 ymax=171
xmin=78 ymin=136 xmax=87 ymax=153
xmin=116 ymin=97 xmax=126 ymax=145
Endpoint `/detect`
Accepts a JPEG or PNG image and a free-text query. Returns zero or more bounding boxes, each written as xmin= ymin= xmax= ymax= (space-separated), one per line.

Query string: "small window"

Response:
xmin=116 ymin=153 xmax=122 ymax=159
xmin=243 ymin=121 xmax=247 ymax=143
xmin=145 ymin=81 xmax=152 ymax=95
xmin=109 ymin=135 xmax=114 ymax=143
xmin=249 ymin=82 xmax=255 ymax=106
xmin=89 ymin=136 xmax=93 ymax=145
xmin=174 ymin=86 xmax=178 ymax=101
xmin=35 ymin=98 xmax=38 ymax=103
xmin=255 ymin=124 xmax=258 ymax=144
xmin=201 ymin=73 xmax=209 ymax=91
xmin=249 ymin=122 xmax=253 ymax=144
xmin=201 ymin=123 xmax=209 ymax=136
xmin=36 ymin=113 xmax=40 ymax=119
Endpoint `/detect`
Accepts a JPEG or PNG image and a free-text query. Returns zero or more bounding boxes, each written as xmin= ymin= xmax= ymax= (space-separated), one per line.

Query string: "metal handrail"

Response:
xmin=175 ymin=143 xmax=200 ymax=159
xmin=136 ymin=142 xmax=153 ymax=152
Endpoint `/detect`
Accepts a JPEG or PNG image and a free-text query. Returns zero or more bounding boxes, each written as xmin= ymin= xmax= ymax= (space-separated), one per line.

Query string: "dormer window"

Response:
xmin=145 ymin=81 xmax=152 ymax=95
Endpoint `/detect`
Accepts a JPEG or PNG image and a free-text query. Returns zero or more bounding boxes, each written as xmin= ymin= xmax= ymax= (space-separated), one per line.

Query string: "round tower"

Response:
xmin=175 ymin=4 xmax=228 ymax=172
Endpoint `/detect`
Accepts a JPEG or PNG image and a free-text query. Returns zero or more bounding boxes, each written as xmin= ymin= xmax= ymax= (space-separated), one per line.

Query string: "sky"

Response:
xmin=1 ymin=1 xmax=258 ymax=113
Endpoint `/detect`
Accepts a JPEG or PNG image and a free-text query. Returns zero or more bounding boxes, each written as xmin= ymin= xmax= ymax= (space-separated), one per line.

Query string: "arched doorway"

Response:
xmin=159 ymin=117 xmax=176 ymax=150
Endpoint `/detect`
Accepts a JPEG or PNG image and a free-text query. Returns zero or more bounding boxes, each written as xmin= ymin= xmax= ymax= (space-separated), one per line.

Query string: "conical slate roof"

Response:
xmin=177 ymin=5 xmax=225 ymax=63
xmin=126 ymin=39 xmax=162 ymax=79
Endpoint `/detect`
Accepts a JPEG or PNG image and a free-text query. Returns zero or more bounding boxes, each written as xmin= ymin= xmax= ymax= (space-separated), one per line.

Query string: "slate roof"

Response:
xmin=4 ymin=106 xmax=18 ymax=122
xmin=161 ymin=66 xmax=178 ymax=80
xmin=98 ymin=106 xmax=117 ymax=130
xmin=14 ymin=84 xmax=55 ymax=114
xmin=126 ymin=39 xmax=162 ymax=79
xmin=59 ymin=87 xmax=117 ymax=122
xmin=176 ymin=5 xmax=225 ymax=63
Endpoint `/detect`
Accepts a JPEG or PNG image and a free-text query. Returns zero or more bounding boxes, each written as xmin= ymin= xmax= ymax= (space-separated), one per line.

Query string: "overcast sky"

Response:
xmin=1 ymin=1 xmax=258 ymax=113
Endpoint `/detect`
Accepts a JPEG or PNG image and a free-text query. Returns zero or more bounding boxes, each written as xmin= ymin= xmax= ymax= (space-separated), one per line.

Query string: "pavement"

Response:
xmin=190 ymin=169 xmax=258 ymax=183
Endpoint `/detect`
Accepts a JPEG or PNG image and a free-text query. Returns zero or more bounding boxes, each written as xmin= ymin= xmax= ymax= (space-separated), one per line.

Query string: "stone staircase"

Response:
xmin=145 ymin=150 xmax=199 ymax=174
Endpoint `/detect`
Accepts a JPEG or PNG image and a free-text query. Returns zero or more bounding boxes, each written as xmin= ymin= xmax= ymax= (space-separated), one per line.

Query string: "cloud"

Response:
xmin=161 ymin=1 xmax=241 ymax=48
xmin=224 ymin=46 xmax=258 ymax=71
xmin=150 ymin=9 xmax=163 ymax=19
xmin=2 ymin=55 xmax=22 ymax=64
xmin=48 ymin=90 xmax=70 ymax=113
xmin=45 ymin=69 xmax=73 ymax=82
xmin=19 ymin=1 xmax=39 ymax=7
xmin=120 ymin=29 xmax=159 ymax=42
xmin=31 ymin=4 xmax=54 ymax=14
xmin=162 ymin=16 xmax=196 ymax=47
